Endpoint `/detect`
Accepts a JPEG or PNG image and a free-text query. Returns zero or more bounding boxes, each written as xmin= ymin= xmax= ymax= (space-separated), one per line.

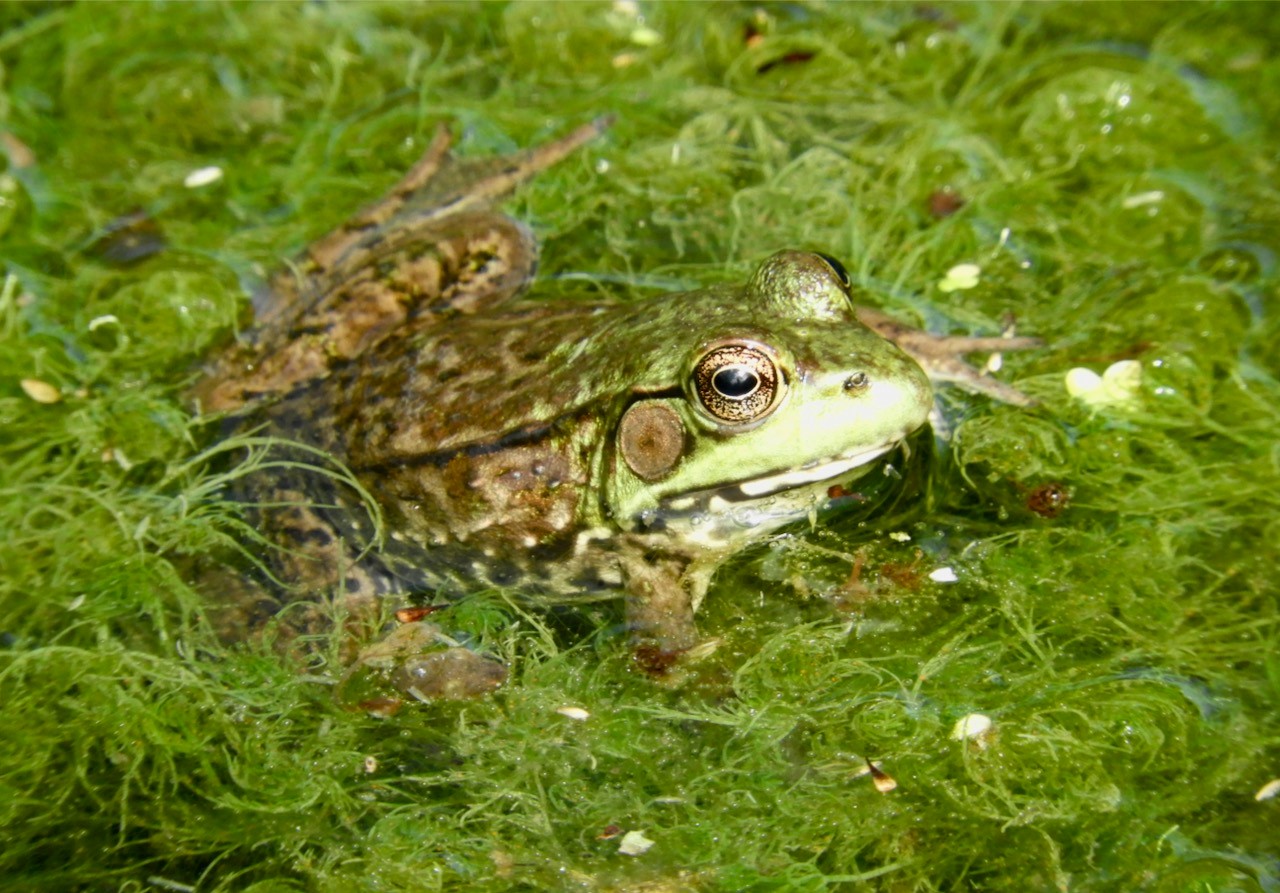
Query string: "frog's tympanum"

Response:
xmin=195 ymin=119 xmax=1038 ymax=698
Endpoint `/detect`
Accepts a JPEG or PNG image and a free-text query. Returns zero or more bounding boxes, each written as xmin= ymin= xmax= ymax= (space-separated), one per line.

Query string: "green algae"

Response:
xmin=2 ymin=2 xmax=1279 ymax=890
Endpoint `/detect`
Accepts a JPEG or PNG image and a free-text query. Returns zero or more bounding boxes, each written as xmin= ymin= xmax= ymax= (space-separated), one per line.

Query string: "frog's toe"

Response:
xmin=393 ymin=649 xmax=508 ymax=701
xmin=337 ymin=620 xmax=506 ymax=707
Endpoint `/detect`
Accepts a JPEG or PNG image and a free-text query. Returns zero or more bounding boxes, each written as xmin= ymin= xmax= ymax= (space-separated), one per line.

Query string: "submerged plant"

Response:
xmin=1 ymin=3 xmax=1278 ymax=891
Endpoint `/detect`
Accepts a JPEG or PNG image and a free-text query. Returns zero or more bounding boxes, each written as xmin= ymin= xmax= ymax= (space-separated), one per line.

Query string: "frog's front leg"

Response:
xmin=855 ymin=306 xmax=1043 ymax=406
xmin=616 ymin=544 xmax=704 ymax=673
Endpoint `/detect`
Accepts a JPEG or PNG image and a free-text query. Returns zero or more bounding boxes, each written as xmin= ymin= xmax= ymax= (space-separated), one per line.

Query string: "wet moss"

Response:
xmin=1 ymin=2 xmax=1278 ymax=891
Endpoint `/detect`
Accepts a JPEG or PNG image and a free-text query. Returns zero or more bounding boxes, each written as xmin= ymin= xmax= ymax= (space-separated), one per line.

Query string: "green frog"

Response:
xmin=195 ymin=118 xmax=1038 ymax=698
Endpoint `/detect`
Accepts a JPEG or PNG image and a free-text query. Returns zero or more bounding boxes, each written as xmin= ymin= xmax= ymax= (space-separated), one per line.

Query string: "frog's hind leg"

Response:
xmin=347 ymin=116 xmax=613 ymax=235
xmin=196 ymin=118 xmax=611 ymax=412
xmin=289 ymin=116 xmax=614 ymax=319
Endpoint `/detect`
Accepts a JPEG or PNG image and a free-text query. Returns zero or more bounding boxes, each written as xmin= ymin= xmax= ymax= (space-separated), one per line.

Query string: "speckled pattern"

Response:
xmin=198 ymin=120 xmax=1033 ymax=659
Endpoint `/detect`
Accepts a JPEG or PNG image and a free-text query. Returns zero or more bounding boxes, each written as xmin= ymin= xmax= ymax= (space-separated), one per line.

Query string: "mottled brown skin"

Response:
xmin=198 ymin=118 xmax=719 ymax=662
xmin=197 ymin=118 xmax=1039 ymax=687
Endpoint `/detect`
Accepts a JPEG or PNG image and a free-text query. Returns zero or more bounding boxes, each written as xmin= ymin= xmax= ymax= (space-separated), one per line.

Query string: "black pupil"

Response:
xmin=713 ymin=366 xmax=759 ymax=398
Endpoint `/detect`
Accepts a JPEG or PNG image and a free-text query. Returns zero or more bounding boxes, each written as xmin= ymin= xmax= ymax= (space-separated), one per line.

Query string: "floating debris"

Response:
xmin=938 ymin=263 xmax=981 ymax=293
xmin=618 ymin=829 xmax=654 ymax=856
xmin=1121 ymin=190 xmax=1164 ymax=209
xmin=1026 ymin=482 xmax=1071 ymax=518
xmin=929 ymin=566 xmax=958 ymax=583
xmin=556 ymin=706 xmax=591 ymax=721
xmin=927 ymin=189 xmax=966 ymax=219
xmin=1066 ymin=360 xmax=1142 ymax=410
xmin=630 ymin=25 xmax=661 ymax=46
xmin=184 ymin=165 xmax=224 ymax=188
xmin=20 ymin=378 xmax=61 ymax=404
xmin=951 ymin=713 xmax=995 ymax=748
xmin=866 ymin=760 xmax=898 ymax=794
xmin=1255 ymin=778 xmax=1280 ymax=802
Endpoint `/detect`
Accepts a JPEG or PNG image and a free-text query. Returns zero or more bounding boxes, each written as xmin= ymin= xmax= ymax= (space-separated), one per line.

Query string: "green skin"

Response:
xmin=195 ymin=119 xmax=1036 ymax=688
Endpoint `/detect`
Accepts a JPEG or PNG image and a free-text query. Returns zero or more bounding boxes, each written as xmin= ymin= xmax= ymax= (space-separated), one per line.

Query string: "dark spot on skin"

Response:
xmin=486 ymin=559 xmax=524 ymax=588
xmin=245 ymin=597 xmax=282 ymax=628
xmin=528 ymin=535 xmax=574 ymax=563
xmin=288 ymin=526 xmax=335 ymax=548
xmin=569 ymin=567 xmax=613 ymax=593
xmin=269 ymin=406 xmax=308 ymax=433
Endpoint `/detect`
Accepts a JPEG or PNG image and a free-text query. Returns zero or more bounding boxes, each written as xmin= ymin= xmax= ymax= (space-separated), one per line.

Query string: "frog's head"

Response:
xmin=605 ymin=250 xmax=932 ymax=549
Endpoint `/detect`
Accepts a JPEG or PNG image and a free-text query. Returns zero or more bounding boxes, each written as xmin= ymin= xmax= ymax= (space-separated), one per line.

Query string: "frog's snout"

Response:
xmin=844 ymin=354 xmax=933 ymax=435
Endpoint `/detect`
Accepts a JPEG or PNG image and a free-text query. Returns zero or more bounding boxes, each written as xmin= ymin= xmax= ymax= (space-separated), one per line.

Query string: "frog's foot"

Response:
xmin=337 ymin=620 xmax=507 ymax=710
xmin=855 ymin=306 xmax=1042 ymax=407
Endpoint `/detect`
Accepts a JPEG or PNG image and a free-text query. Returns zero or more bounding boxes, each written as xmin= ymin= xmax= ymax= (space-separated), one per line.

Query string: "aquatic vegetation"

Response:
xmin=1 ymin=3 xmax=1277 ymax=890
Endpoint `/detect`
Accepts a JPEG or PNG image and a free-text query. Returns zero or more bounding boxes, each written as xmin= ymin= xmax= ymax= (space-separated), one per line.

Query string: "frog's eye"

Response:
xmin=814 ymin=252 xmax=851 ymax=290
xmin=692 ymin=343 xmax=781 ymax=424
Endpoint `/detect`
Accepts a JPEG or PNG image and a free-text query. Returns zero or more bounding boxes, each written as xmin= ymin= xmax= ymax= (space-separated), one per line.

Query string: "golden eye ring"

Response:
xmin=691 ymin=343 xmax=781 ymax=424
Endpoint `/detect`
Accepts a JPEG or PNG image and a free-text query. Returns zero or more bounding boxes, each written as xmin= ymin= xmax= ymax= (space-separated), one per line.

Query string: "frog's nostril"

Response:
xmin=843 ymin=371 xmax=869 ymax=393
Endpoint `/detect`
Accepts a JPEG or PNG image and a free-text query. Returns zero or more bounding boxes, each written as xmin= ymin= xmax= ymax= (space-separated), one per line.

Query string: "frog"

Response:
xmin=194 ymin=117 xmax=1039 ymax=697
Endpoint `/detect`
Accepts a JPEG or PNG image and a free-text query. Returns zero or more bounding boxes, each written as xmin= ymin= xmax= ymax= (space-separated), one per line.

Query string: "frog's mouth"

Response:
xmin=639 ymin=439 xmax=906 ymax=546
xmin=656 ymin=440 xmax=899 ymax=516
xmin=732 ymin=443 xmax=894 ymax=499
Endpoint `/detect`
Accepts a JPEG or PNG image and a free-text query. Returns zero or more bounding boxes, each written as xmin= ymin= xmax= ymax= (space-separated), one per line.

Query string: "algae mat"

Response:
xmin=1 ymin=3 xmax=1278 ymax=891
